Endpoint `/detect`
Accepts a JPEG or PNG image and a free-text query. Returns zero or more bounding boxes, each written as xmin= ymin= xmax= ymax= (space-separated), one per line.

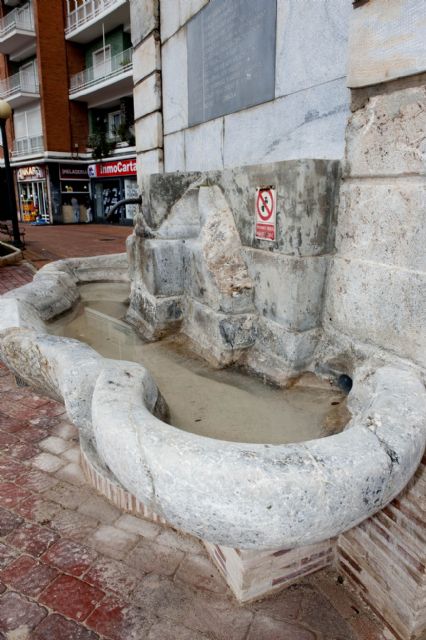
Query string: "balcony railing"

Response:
xmin=65 ymin=0 xmax=123 ymax=36
xmin=0 ymin=69 xmax=38 ymax=99
xmin=0 ymin=2 xmax=34 ymax=38
xmin=12 ymin=135 xmax=44 ymax=157
xmin=69 ymin=47 xmax=132 ymax=95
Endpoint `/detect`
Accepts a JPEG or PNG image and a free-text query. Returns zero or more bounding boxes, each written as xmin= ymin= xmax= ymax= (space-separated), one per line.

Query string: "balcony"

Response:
xmin=69 ymin=47 xmax=133 ymax=108
xmin=0 ymin=69 xmax=39 ymax=108
xmin=12 ymin=134 xmax=44 ymax=158
xmin=0 ymin=2 xmax=36 ymax=62
xmin=65 ymin=0 xmax=130 ymax=43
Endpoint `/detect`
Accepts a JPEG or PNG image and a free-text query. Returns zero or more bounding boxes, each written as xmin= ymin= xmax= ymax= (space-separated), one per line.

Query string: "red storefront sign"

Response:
xmin=87 ymin=159 xmax=137 ymax=179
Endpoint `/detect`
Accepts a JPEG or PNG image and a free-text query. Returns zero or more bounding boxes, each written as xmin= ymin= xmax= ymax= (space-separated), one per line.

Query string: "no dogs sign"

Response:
xmin=255 ymin=187 xmax=276 ymax=241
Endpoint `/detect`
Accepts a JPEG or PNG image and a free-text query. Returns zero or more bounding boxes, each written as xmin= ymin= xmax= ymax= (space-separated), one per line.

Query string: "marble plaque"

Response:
xmin=187 ymin=0 xmax=277 ymax=126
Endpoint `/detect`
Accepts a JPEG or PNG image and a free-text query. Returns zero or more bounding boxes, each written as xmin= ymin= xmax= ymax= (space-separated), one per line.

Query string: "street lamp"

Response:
xmin=0 ymin=99 xmax=22 ymax=248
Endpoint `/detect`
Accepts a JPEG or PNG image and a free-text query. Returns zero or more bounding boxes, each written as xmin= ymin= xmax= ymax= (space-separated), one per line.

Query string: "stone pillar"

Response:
xmin=331 ymin=2 xmax=426 ymax=639
xmin=130 ymin=0 xmax=163 ymax=176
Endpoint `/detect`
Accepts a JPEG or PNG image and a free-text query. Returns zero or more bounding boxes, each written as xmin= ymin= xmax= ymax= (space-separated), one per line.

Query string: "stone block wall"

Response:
xmin=130 ymin=0 xmax=351 ymax=175
xmin=134 ymin=159 xmax=340 ymax=376
xmin=130 ymin=0 xmax=164 ymax=174
xmin=329 ymin=3 xmax=426 ymax=639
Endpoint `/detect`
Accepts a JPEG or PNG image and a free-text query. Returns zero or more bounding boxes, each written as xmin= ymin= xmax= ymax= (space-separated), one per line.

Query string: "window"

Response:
xmin=92 ymin=46 xmax=111 ymax=80
xmin=14 ymin=105 xmax=42 ymax=140
xmin=107 ymin=110 xmax=122 ymax=140
xmin=19 ymin=60 xmax=38 ymax=92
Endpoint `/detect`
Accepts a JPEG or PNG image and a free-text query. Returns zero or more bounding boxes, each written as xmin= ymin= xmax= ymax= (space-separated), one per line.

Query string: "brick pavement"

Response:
xmin=19 ymin=223 xmax=131 ymax=269
xmin=0 ymin=266 xmax=388 ymax=640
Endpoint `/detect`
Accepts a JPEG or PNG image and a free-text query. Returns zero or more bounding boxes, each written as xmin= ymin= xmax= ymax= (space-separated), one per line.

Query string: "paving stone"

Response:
xmin=39 ymin=574 xmax=105 ymax=622
xmin=175 ymin=553 xmax=228 ymax=593
xmin=88 ymin=525 xmax=138 ymax=560
xmin=15 ymin=495 xmax=61 ymax=525
xmin=126 ymin=539 xmax=184 ymax=576
xmin=115 ymin=514 xmax=161 ymax=539
xmin=0 ymin=591 xmax=47 ymax=633
xmin=33 ymin=613 xmax=100 ymax=640
xmin=0 ymin=541 xmax=19 ymax=569
xmin=1 ymin=405 xmax=39 ymax=421
xmin=16 ymin=469 xmax=59 ymax=493
xmin=16 ymin=426 xmax=50 ymax=443
xmin=156 ymin=526 xmax=204 ymax=554
xmin=36 ymin=401 xmax=66 ymax=419
xmin=50 ymin=509 xmax=98 ymax=544
xmin=299 ymin=587 xmax=357 ymax=639
xmin=0 ymin=581 xmax=5 ymax=594
xmin=0 ymin=482 xmax=32 ymax=508
xmin=147 ymin=620 xmax=211 ymax=639
xmin=62 ymin=447 xmax=81 ymax=464
xmin=253 ymin=583 xmax=305 ymax=620
xmin=32 ymin=453 xmax=65 ymax=473
xmin=0 ymin=432 xmax=19 ymax=453
xmin=0 ymin=507 xmax=23 ymax=536
xmin=132 ymin=574 xmax=253 ymax=640
xmin=0 ymin=554 xmax=58 ymax=597
xmin=55 ymin=463 xmax=87 ymax=486
xmin=86 ymin=594 xmax=152 ymax=640
xmin=42 ymin=539 xmax=97 ymax=577
xmin=39 ymin=436 xmax=71 ymax=455
xmin=6 ymin=522 xmax=58 ymax=557
xmin=0 ymin=413 xmax=27 ymax=434
xmin=51 ymin=421 xmax=79 ymax=440
xmin=247 ymin=615 xmax=316 ymax=640
xmin=9 ymin=441 xmax=40 ymax=460
xmin=44 ymin=482 xmax=93 ymax=510
xmin=0 ymin=456 xmax=26 ymax=481
xmin=29 ymin=415 xmax=63 ymax=429
xmin=84 ymin=556 xmax=140 ymax=598
xmin=78 ymin=496 xmax=121 ymax=524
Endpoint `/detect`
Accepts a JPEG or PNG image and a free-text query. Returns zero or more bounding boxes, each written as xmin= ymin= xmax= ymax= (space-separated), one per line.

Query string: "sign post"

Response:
xmin=255 ymin=187 xmax=276 ymax=241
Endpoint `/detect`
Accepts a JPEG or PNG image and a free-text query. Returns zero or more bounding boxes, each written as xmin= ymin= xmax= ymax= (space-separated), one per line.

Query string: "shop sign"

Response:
xmin=88 ymin=159 xmax=137 ymax=178
xmin=17 ymin=166 xmax=45 ymax=182
xmin=60 ymin=165 xmax=90 ymax=181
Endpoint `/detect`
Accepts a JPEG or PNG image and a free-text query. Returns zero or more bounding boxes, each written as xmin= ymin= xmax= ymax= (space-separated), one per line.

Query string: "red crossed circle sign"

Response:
xmin=256 ymin=189 xmax=274 ymax=221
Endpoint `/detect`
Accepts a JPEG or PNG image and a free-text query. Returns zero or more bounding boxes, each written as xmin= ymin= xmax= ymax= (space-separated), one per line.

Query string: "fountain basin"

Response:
xmin=0 ymin=254 xmax=425 ymax=550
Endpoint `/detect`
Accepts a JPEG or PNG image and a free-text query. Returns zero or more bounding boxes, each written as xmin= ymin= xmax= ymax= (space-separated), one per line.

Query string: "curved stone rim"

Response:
xmin=0 ymin=254 xmax=425 ymax=550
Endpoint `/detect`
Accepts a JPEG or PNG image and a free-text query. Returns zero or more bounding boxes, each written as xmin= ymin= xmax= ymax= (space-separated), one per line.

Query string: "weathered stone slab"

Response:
xmin=325 ymin=258 xmax=426 ymax=370
xmin=347 ymin=0 xmax=426 ymax=88
xmin=129 ymin=0 xmax=159 ymax=46
xmin=223 ymin=79 xmax=349 ymax=167
xmin=187 ymin=0 xmax=277 ymax=126
xmin=184 ymin=118 xmax=224 ymax=172
xmin=345 ymin=85 xmax=426 ymax=176
xmin=275 ymin=0 xmax=351 ymax=97
xmin=162 ymin=29 xmax=188 ymax=134
xmin=164 ymin=131 xmax=185 ymax=172
xmin=133 ymin=34 xmax=161 ymax=85
xmin=134 ymin=72 xmax=162 ymax=120
xmin=245 ymin=249 xmax=328 ymax=332
xmin=135 ymin=112 xmax=163 ymax=152
xmin=336 ymin=180 xmax=426 ymax=271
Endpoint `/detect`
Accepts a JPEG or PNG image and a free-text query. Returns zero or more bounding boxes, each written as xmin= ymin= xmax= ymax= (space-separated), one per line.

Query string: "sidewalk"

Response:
xmin=19 ymin=223 xmax=131 ymax=270
xmin=0 ymin=263 xmax=388 ymax=639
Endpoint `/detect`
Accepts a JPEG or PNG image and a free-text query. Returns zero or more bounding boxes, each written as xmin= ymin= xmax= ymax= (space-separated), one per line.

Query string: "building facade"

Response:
xmin=0 ymin=0 xmax=136 ymax=224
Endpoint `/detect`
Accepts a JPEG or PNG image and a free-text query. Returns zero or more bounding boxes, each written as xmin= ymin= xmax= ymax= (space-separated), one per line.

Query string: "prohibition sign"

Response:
xmin=256 ymin=189 xmax=274 ymax=221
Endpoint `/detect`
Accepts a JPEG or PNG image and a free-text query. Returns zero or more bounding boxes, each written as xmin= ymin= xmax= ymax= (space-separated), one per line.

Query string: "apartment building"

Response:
xmin=0 ymin=0 xmax=137 ymax=224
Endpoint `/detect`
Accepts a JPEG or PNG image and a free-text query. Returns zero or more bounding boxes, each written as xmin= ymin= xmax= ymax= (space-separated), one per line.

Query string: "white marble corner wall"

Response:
xmin=158 ymin=0 xmax=352 ymax=174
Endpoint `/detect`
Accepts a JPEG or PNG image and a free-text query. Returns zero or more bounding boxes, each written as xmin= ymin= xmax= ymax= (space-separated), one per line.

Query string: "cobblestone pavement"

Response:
xmin=19 ymin=223 xmax=131 ymax=269
xmin=0 ymin=266 xmax=388 ymax=639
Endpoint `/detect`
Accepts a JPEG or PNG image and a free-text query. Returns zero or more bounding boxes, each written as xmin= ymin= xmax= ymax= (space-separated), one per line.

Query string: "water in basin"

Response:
xmin=49 ymin=283 xmax=349 ymax=444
